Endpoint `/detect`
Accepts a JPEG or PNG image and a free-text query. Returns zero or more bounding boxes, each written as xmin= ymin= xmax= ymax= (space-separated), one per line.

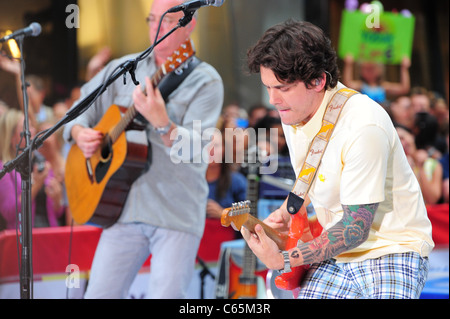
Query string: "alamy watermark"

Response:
xmin=170 ymin=121 xmax=280 ymax=175
xmin=66 ymin=264 xmax=80 ymax=289
xmin=66 ymin=4 xmax=80 ymax=29
xmin=365 ymin=4 xmax=381 ymax=29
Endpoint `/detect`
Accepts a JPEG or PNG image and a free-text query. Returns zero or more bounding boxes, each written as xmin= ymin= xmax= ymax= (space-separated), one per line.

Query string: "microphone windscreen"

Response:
xmin=30 ymin=22 xmax=42 ymax=37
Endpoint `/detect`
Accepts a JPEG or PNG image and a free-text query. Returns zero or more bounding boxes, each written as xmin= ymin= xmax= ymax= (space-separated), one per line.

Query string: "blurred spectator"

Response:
xmin=33 ymin=120 xmax=68 ymax=227
xmin=220 ymin=104 xmax=249 ymax=171
xmin=51 ymin=100 xmax=73 ymax=159
xmin=0 ymin=55 xmax=54 ymax=127
xmin=205 ymin=130 xmax=247 ymax=220
xmin=409 ymin=87 xmax=447 ymax=155
xmin=439 ymin=123 xmax=449 ymax=203
xmin=389 ymin=95 xmax=415 ymax=130
xmin=65 ymin=83 xmax=83 ymax=109
xmin=198 ymin=129 xmax=247 ymax=260
xmin=343 ymin=54 xmax=411 ymax=105
xmin=410 ymin=86 xmax=432 ymax=113
xmin=0 ymin=53 xmax=22 ymax=111
xmin=36 ymin=120 xmax=66 ymax=182
xmin=267 ymin=107 xmax=281 ymax=119
xmin=253 ymin=115 xmax=295 ymax=182
xmin=53 ymin=100 xmax=69 ymax=121
xmin=0 ymin=109 xmax=48 ymax=230
xmin=430 ymin=96 xmax=449 ymax=134
xmin=396 ymin=124 xmax=443 ymax=205
xmin=254 ymin=115 xmax=289 ymax=157
xmin=247 ymin=103 xmax=268 ymax=128
xmin=85 ymin=47 xmax=112 ymax=82
xmin=221 ymin=103 xmax=248 ymax=129
xmin=430 ymin=95 xmax=449 ymax=155
xmin=414 ymin=110 xmax=447 ymax=157
xmin=26 ymin=75 xmax=55 ymax=125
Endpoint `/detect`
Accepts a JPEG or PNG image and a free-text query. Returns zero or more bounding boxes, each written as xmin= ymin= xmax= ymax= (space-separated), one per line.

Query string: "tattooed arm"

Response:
xmin=288 ymin=203 xmax=378 ymax=266
xmin=242 ymin=203 xmax=379 ymax=270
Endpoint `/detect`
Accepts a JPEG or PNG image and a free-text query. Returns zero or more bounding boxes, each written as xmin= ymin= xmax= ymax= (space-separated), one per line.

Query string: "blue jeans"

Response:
xmin=84 ymin=222 xmax=201 ymax=299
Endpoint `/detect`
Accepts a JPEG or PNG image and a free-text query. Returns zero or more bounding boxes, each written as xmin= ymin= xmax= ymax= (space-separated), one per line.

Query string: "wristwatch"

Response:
xmin=279 ymin=250 xmax=292 ymax=274
xmin=154 ymin=120 xmax=172 ymax=135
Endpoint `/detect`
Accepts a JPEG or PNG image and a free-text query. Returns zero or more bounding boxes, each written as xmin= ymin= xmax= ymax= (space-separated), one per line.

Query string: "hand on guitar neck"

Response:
xmin=221 ymin=199 xmax=321 ymax=292
xmin=222 ymin=202 xmax=295 ymax=270
xmin=133 ymin=77 xmax=175 ymax=147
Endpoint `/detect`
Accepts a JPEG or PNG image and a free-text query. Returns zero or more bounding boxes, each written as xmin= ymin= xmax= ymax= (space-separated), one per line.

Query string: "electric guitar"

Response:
xmin=65 ymin=39 xmax=195 ymax=228
xmin=226 ymin=148 xmax=265 ymax=299
xmin=221 ymin=199 xmax=322 ymax=294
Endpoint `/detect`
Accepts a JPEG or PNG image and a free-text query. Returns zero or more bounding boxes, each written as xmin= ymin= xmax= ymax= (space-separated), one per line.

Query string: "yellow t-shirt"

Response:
xmin=283 ymin=83 xmax=434 ymax=263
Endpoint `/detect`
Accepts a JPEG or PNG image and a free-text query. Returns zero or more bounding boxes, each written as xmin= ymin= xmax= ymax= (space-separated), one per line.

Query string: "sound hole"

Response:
xmin=95 ymin=136 xmax=113 ymax=183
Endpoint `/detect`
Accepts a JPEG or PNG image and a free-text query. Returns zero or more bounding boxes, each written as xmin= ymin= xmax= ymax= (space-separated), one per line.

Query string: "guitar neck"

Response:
xmin=241 ymin=172 xmax=259 ymax=280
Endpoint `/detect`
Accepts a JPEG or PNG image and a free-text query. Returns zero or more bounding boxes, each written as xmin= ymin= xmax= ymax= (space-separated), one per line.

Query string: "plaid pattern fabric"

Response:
xmin=297 ymin=252 xmax=429 ymax=299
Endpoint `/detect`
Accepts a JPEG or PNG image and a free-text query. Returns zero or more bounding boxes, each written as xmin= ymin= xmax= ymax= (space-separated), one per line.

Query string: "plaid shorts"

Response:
xmin=297 ymin=252 xmax=429 ymax=299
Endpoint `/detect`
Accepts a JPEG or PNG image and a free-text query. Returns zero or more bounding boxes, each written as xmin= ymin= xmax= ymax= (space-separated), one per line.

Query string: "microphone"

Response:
xmin=167 ymin=0 xmax=225 ymax=13
xmin=0 ymin=22 xmax=42 ymax=43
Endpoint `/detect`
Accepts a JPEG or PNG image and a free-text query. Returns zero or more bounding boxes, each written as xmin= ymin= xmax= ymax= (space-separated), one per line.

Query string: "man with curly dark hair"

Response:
xmin=242 ymin=20 xmax=434 ymax=299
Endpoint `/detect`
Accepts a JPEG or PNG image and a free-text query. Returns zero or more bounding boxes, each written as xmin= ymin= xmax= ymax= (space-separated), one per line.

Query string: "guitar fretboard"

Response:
xmin=108 ymin=68 xmax=167 ymax=144
xmin=241 ymin=170 xmax=259 ymax=282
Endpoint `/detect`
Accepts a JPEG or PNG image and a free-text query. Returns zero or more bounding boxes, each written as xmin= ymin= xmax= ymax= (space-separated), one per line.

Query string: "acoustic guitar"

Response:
xmin=221 ymin=199 xmax=322 ymax=294
xmin=65 ymin=39 xmax=195 ymax=228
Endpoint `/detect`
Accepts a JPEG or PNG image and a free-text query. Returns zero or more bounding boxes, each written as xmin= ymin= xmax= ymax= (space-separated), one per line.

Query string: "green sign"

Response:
xmin=338 ymin=9 xmax=415 ymax=65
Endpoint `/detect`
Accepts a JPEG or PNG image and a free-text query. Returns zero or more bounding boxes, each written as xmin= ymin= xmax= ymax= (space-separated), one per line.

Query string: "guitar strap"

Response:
xmin=286 ymin=88 xmax=358 ymax=215
xmin=159 ymin=56 xmax=202 ymax=102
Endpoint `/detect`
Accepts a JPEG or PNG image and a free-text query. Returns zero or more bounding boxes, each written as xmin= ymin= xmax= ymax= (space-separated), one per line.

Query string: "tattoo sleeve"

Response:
xmin=290 ymin=203 xmax=379 ymax=265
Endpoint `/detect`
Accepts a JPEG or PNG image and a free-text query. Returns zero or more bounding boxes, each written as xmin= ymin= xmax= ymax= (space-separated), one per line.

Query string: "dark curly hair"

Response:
xmin=247 ymin=20 xmax=340 ymax=90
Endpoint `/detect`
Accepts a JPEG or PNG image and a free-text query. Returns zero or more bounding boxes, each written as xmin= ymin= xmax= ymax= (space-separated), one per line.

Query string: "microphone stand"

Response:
xmin=196 ymin=256 xmax=216 ymax=299
xmin=16 ymin=35 xmax=34 ymax=300
xmin=0 ymin=9 xmax=195 ymax=299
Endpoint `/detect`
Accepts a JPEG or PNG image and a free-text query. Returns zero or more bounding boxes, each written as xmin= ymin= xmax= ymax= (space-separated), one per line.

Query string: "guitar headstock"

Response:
xmin=221 ymin=200 xmax=252 ymax=231
xmin=162 ymin=38 xmax=195 ymax=74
